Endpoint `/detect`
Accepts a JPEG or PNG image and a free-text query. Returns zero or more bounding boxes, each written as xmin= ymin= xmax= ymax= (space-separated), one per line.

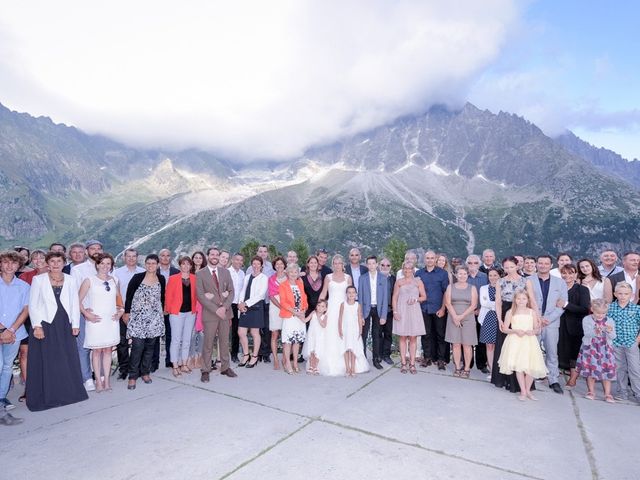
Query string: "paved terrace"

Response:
xmin=3 ymin=360 xmax=637 ymax=480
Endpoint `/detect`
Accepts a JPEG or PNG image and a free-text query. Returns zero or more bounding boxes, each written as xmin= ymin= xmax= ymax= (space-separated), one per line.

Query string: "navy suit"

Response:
xmin=358 ymin=271 xmax=389 ymax=360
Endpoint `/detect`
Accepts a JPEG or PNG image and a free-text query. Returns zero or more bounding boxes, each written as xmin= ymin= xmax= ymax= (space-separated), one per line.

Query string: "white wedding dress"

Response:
xmin=318 ymin=275 xmax=369 ymax=376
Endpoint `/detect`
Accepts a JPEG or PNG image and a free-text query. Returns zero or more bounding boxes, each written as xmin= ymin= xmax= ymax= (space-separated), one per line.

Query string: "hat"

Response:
xmin=85 ymin=240 xmax=103 ymax=248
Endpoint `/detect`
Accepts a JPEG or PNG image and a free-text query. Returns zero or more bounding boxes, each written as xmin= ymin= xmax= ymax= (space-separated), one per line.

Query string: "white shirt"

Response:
xmin=599 ymin=265 xmax=623 ymax=278
xmin=228 ymin=267 xmax=246 ymax=304
xmin=624 ymin=270 xmax=638 ymax=294
xmin=114 ymin=265 xmax=145 ymax=301
xmin=550 ymin=268 xmax=561 ymax=278
xmin=71 ymin=260 xmax=97 ymax=284
xmin=369 ymin=272 xmax=378 ymax=305
xmin=158 ymin=266 xmax=173 ymax=284
xmin=396 ymin=267 xmax=418 ymax=280
xmin=350 ymin=265 xmax=362 ymax=292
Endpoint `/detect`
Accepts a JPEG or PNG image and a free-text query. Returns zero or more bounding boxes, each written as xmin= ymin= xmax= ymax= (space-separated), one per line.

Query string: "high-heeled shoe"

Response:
xmin=238 ymin=354 xmax=250 ymax=367
xmin=246 ymin=355 xmax=259 ymax=368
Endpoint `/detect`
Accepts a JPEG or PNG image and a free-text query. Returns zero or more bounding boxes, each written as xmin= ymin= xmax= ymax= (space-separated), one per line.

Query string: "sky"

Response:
xmin=0 ymin=0 xmax=638 ymax=161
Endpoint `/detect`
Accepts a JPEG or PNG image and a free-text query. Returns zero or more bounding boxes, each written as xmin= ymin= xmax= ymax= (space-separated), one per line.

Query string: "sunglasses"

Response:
xmin=380 ymin=264 xmax=391 ymax=267
xmin=103 ymin=281 xmax=111 ymax=292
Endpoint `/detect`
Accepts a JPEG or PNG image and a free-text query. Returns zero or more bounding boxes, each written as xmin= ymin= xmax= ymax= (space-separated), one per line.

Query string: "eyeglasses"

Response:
xmin=380 ymin=264 xmax=391 ymax=267
xmin=103 ymin=281 xmax=111 ymax=292
xmin=468 ymin=261 xmax=479 ymax=264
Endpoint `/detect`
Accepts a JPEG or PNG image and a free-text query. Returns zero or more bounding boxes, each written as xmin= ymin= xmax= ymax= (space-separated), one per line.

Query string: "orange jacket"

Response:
xmin=165 ymin=273 xmax=197 ymax=315
xmin=278 ymin=278 xmax=308 ymax=318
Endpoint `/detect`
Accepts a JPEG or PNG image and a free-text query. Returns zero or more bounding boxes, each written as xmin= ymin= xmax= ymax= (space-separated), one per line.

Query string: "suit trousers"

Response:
xmin=202 ymin=313 xmax=230 ymax=373
xmin=362 ymin=307 xmax=382 ymax=360
xmin=230 ymin=303 xmax=240 ymax=357
xmin=152 ymin=314 xmax=172 ymax=368
xmin=116 ymin=318 xmax=130 ymax=375
xmin=422 ymin=312 xmax=447 ymax=362
xmin=540 ymin=326 xmax=560 ymax=385
xmin=128 ymin=337 xmax=156 ymax=380
xmin=471 ymin=317 xmax=487 ymax=370
xmin=382 ymin=309 xmax=394 ymax=357
xmin=614 ymin=345 xmax=640 ymax=398
xmin=258 ymin=303 xmax=271 ymax=357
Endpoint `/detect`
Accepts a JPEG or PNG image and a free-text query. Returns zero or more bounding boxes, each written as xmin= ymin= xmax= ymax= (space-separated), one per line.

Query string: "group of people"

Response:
xmin=1 ymin=241 xmax=639 ymax=426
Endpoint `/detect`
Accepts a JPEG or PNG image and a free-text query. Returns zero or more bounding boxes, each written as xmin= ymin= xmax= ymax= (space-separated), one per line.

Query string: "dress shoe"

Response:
xmin=220 ymin=368 xmax=237 ymax=378
xmin=200 ymin=372 xmax=210 ymax=383
xmin=165 ymin=362 xmax=172 ymax=369
xmin=373 ymin=359 xmax=383 ymax=370
xmin=549 ymin=382 xmax=564 ymax=394
xmin=262 ymin=355 xmax=271 ymax=364
xmin=211 ymin=360 xmax=218 ymax=370
xmin=231 ymin=354 xmax=239 ymax=363
xmin=480 ymin=367 xmax=490 ymax=374
xmin=297 ymin=355 xmax=305 ymax=363
xmin=117 ymin=371 xmax=128 ymax=381
xmin=0 ymin=412 xmax=24 ymax=426
xmin=420 ymin=358 xmax=432 ymax=368
xmin=437 ymin=361 xmax=446 ymax=371
xmin=383 ymin=356 xmax=394 ymax=365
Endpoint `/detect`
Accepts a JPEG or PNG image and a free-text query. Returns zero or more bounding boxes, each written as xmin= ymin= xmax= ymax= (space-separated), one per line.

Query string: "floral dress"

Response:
xmin=281 ymin=284 xmax=306 ymax=344
xmin=576 ymin=317 xmax=617 ymax=381
xmin=127 ymin=282 xmax=165 ymax=339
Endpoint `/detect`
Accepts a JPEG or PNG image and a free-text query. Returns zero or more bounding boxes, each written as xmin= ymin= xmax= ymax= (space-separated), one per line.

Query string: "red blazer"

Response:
xmin=165 ymin=273 xmax=197 ymax=315
xmin=278 ymin=278 xmax=308 ymax=318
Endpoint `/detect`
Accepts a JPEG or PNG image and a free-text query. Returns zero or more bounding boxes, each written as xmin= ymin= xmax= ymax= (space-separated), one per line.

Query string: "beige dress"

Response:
xmin=444 ymin=284 xmax=477 ymax=345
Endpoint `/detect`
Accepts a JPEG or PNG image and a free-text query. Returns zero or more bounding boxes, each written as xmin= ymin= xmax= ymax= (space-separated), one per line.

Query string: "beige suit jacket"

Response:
xmin=196 ymin=266 xmax=235 ymax=321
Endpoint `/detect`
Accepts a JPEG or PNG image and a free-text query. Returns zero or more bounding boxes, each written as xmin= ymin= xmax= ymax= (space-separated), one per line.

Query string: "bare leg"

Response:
xmin=19 ymin=344 xmax=28 ymax=383
xmin=525 ymin=374 xmax=536 ymax=399
xmin=283 ymin=343 xmax=292 ymax=372
xmin=463 ymin=345 xmax=473 ymax=371
xmin=92 ymin=350 xmax=103 ymax=391
xmin=309 ymin=352 xmax=319 ymax=372
xmin=586 ymin=377 xmax=596 ymax=396
xmin=515 ymin=371 xmax=527 ymax=400
xmin=603 ymin=380 xmax=612 ymax=397
xmin=452 ymin=344 xmax=462 ymax=370
xmin=292 ymin=343 xmax=300 ymax=371
xmin=399 ymin=337 xmax=408 ymax=365
xmin=238 ymin=327 xmax=249 ymax=365
xmin=102 ymin=348 xmax=112 ymax=390
xmin=271 ymin=330 xmax=280 ymax=369
xmin=251 ymin=328 xmax=261 ymax=356
xmin=343 ymin=351 xmax=350 ymax=375
xmin=409 ymin=337 xmax=417 ymax=365
xmin=349 ymin=351 xmax=356 ymax=376
xmin=567 ymin=368 xmax=579 ymax=386
xmin=485 ymin=344 xmax=495 ymax=373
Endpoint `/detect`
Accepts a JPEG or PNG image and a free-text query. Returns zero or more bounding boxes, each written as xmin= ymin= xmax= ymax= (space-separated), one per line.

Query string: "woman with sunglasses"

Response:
xmin=78 ymin=253 xmax=123 ymax=392
xmin=123 ymin=254 xmax=166 ymax=390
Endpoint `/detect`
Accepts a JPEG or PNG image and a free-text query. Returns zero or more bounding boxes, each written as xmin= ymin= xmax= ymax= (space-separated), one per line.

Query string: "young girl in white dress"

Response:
xmin=303 ymin=299 xmax=328 ymax=375
xmin=339 ymin=286 xmax=369 ymax=377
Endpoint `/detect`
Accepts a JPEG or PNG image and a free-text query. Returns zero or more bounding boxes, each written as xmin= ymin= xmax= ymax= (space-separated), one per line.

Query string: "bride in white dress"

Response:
xmin=318 ymin=254 xmax=369 ymax=376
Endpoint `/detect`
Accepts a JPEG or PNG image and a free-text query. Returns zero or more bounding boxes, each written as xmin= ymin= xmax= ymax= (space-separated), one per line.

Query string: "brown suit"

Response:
xmin=197 ymin=265 xmax=235 ymax=373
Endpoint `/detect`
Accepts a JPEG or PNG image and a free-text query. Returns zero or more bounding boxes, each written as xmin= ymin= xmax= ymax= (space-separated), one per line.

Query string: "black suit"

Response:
xmin=153 ymin=266 xmax=179 ymax=369
xmin=383 ymin=274 xmax=396 ymax=358
xmin=558 ymin=284 xmax=590 ymax=370
xmin=608 ymin=271 xmax=630 ymax=302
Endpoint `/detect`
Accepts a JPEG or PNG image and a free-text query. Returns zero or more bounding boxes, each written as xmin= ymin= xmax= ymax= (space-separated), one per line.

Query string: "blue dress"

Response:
xmin=479 ymin=286 xmax=498 ymax=344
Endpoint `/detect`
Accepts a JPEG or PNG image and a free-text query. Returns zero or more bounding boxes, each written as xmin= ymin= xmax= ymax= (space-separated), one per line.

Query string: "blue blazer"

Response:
xmin=358 ymin=271 xmax=389 ymax=320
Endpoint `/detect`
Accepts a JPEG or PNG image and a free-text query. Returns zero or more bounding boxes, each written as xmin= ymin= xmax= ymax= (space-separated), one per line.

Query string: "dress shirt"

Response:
xmin=538 ymin=276 xmax=551 ymax=314
xmin=229 ymin=267 xmax=246 ymax=304
xmin=415 ymin=267 xmax=449 ymax=313
xmin=624 ymin=270 xmax=638 ymax=295
xmin=369 ymin=273 xmax=377 ymax=305
xmin=598 ymin=265 xmax=623 ymax=278
xmin=158 ymin=266 xmax=173 ymax=284
xmin=71 ymin=260 xmax=97 ymax=283
xmin=114 ymin=265 xmax=145 ymax=301
xmin=608 ymin=302 xmax=640 ymax=348
xmin=0 ymin=276 xmax=29 ymax=341
xmin=350 ymin=265 xmax=362 ymax=292
xmin=467 ymin=271 xmax=489 ymax=294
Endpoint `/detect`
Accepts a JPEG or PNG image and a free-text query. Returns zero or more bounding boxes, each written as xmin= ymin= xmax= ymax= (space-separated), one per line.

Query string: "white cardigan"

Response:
xmin=477 ymin=284 xmax=496 ymax=326
xmin=29 ymin=273 xmax=80 ymax=329
xmin=240 ymin=273 xmax=268 ymax=308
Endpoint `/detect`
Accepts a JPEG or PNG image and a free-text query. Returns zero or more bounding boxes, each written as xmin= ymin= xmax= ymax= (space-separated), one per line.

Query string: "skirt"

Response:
xmin=238 ymin=301 xmax=265 ymax=329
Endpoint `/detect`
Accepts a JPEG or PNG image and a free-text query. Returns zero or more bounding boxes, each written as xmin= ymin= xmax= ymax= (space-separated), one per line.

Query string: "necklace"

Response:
xmin=49 ymin=273 xmax=64 ymax=285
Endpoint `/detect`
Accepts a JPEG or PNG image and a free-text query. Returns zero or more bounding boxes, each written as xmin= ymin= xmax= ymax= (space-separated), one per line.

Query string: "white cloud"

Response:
xmin=0 ymin=0 xmax=519 ymax=160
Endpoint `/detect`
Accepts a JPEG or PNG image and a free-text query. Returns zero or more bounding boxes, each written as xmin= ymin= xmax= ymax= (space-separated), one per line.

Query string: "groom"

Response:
xmin=358 ymin=256 xmax=389 ymax=370
xmin=196 ymin=247 xmax=237 ymax=382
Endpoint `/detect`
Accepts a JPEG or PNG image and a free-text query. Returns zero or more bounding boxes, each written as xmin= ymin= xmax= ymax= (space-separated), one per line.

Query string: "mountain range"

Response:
xmin=1 ymin=101 xmax=638 ymax=258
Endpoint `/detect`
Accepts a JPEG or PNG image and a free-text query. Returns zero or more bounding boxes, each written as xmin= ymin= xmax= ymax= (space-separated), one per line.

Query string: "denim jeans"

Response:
xmin=76 ymin=315 xmax=92 ymax=382
xmin=0 ymin=341 xmax=20 ymax=400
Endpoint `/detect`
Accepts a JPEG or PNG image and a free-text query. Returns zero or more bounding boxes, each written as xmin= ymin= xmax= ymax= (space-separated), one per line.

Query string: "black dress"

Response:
xmin=558 ymin=284 xmax=590 ymax=370
xmin=302 ymin=272 xmax=323 ymax=316
xmin=26 ymin=285 xmax=88 ymax=412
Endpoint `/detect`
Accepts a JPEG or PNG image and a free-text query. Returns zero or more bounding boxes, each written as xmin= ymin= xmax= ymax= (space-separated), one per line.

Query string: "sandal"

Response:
xmin=400 ymin=363 xmax=408 ymax=374
xmin=172 ymin=367 xmax=182 ymax=377
xmin=461 ymin=370 xmax=470 ymax=379
xmin=180 ymin=365 xmax=192 ymax=374
xmin=604 ymin=395 xmax=615 ymax=404
xmin=453 ymin=368 xmax=462 ymax=377
xmin=409 ymin=364 xmax=417 ymax=375
xmin=585 ymin=392 xmax=595 ymax=400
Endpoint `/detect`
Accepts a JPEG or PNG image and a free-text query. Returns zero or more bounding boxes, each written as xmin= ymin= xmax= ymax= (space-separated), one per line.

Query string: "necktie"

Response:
xmin=212 ymin=268 xmax=219 ymax=291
